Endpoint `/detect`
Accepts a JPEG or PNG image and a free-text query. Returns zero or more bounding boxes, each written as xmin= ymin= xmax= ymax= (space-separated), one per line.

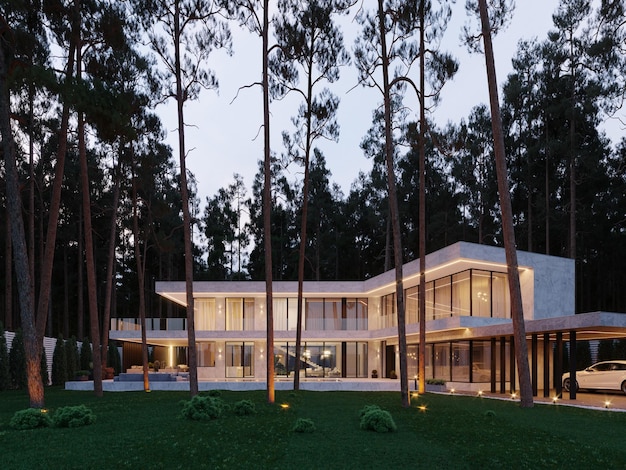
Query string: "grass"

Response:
xmin=1 ymin=387 xmax=625 ymax=469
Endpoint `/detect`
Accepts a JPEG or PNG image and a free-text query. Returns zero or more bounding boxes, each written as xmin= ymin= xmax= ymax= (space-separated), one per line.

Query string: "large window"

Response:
xmin=451 ymin=342 xmax=470 ymax=381
xmin=303 ymin=298 xmax=368 ymax=331
xmin=472 ymin=341 xmax=491 ymax=383
xmin=196 ymin=342 xmax=215 ymax=367
xmin=491 ymin=272 xmax=510 ymax=318
xmin=195 ymin=299 xmax=216 ymax=331
xmin=381 ymin=293 xmax=396 ymax=328
xmin=471 ymin=271 xmax=491 ymax=317
xmin=452 ymin=271 xmax=471 ymax=317
xmin=225 ymin=342 xmax=254 ymax=377
xmin=434 ymin=277 xmax=452 ymax=319
xmin=405 ymin=287 xmax=418 ymax=324
xmin=345 ymin=342 xmax=368 ymax=378
xmin=324 ymin=299 xmax=342 ymax=330
xmin=305 ymin=300 xmax=324 ymax=330
xmin=345 ymin=299 xmax=368 ymax=330
xmin=434 ymin=343 xmax=450 ymax=381
xmin=398 ymin=270 xmax=509 ymax=322
xmin=226 ymin=298 xmax=255 ymax=331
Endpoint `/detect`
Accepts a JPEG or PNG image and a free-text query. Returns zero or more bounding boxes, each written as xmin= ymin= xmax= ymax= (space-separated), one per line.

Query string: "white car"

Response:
xmin=562 ymin=360 xmax=626 ymax=394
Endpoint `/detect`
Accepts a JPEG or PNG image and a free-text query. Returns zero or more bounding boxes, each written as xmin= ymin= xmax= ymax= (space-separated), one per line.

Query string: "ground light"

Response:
xmin=280 ymin=403 xmax=290 ymax=410
xmin=604 ymin=400 xmax=612 ymax=409
xmin=417 ymin=405 xmax=427 ymax=413
xmin=449 ymin=388 xmax=455 ymax=394
xmin=552 ymin=396 xmax=559 ymax=404
xmin=511 ymin=392 xmax=517 ymax=400
xmin=477 ymin=390 xmax=483 ymax=398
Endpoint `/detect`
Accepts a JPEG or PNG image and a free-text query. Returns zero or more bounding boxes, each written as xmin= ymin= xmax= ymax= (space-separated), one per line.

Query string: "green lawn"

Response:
xmin=1 ymin=387 xmax=624 ymax=469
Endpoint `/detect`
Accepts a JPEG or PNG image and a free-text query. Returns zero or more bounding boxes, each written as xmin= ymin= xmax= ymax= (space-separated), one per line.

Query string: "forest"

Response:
xmin=1 ymin=0 xmax=625 ymax=349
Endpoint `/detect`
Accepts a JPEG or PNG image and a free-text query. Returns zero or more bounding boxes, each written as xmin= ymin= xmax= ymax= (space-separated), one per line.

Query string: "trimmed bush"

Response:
xmin=40 ymin=347 xmax=49 ymax=386
xmin=233 ymin=399 xmax=256 ymax=416
xmin=9 ymin=329 xmax=26 ymax=389
xmin=65 ymin=337 xmax=79 ymax=381
xmin=360 ymin=408 xmax=397 ymax=433
xmin=359 ymin=404 xmax=382 ymax=418
xmin=52 ymin=405 xmax=96 ymax=428
xmin=80 ymin=337 xmax=92 ymax=371
xmin=107 ymin=341 xmax=122 ymax=375
xmin=181 ymin=395 xmax=228 ymax=421
xmin=0 ymin=322 xmax=11 ymax=390
xmin=207 ymin=389 xmax=222 ymax=397
xmin=10 ymin=408 xmax=52 ymax=430
xmin=292 ymin=418 xmax=316 ymax=433
xmin=51 ymin=334 xmax=67 ymax=386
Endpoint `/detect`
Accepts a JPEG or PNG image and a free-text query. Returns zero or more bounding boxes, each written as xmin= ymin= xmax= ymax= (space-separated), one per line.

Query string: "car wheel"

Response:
xmin=563 ymin=378 xmax=578 ymax=392
xmin=622 ymin=381 xmax=626 ymax=395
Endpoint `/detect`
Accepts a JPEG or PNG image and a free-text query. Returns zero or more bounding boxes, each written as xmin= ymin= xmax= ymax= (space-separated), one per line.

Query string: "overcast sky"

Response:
xmin=156 ymin=1 xmax=619 ymax=204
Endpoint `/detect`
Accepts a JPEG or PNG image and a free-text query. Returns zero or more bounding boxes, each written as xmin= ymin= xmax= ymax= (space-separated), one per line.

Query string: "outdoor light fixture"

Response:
xmin=417 ymin=405 xmax=427 ymax=412
xmin=511 ymin=392 xmax=517 ymax=400
xmin=280 ymin=403 xmax=289 ymax=410
xmin=450 ymin=388 xmax=456 ymax=394
xmin=477 ymin=390 xmax=483 ymax=397
xmin=604 ymin=400 xmax=611 ymax=409
xmin=552 ymin=396 xmax=559 ymax=404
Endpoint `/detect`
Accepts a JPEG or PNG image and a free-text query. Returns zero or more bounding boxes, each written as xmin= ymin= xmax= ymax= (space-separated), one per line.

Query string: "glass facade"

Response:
xmin=273 ymin=341 xmax=368 ymax=378
xmin=225 ymin=342 xmax=254 ymax=378
xmin=406 ymin=340 xmax=501 ymax=384
xmin=226 ymin=298 xmax=255 ymax=331
xmin=384 ymin=269 xmax=510 ymax=324
xmin=195 ymin=299 xmax=216 ymax=331
xmin=196 ymin=342 xmax=215 ymax=367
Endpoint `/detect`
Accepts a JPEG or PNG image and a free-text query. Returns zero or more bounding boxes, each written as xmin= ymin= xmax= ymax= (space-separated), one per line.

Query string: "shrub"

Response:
xmin=207 ymin=389 xmax=222 ymax=397
xmin=359 ymin=404 xmax=382 ymax=418
xmin=360 ymin=408 xmax=397 ymax=433
xmin=0 ymin=322 xmax=11 ymax=390
xmin=10 ymin=408 xmax=52 ymax=430
xmin=292 ymin=418 xmax=316 ymax=433
xmin=233 ymin=399 xmax=256 ymax=416
xmin=107 ymin=341 xmax=122 ymax=375
xmin=484 ymin=410 xmax=496 ymax=419
xmin=80 ymin=337 xmax=92 ymax=371
xmin=52 ymin=405 xmax=96 ymax=428
xmin=40 ymin=347 xmax=49 ymax=386
xmin=426 ymin=378 xmax=446 ymax=385
xmin=181 ymin=395 xmax=228 ymax=421
xmin=65 ymin=337 xmax=79 ymax=381
xmin=9 ymin=329 xmax=26 ymax=389
xmin=51 ymin=334 xmax=67 ymax=386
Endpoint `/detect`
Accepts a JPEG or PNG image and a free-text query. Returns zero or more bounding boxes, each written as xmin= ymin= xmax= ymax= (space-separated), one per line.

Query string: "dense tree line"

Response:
xmin=1 ymin=1 xmax=625 ymax=406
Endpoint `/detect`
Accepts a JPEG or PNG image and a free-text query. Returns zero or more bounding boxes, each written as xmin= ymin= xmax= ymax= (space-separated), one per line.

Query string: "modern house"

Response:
xmin=109 ymin=241 xmax=626 ymax=395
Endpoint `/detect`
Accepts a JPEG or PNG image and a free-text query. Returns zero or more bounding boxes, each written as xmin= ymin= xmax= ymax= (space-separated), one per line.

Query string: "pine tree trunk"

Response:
xmin=262 ymin=0 xmax=275 ymax=404
xmin=478 ymin=0 xmax=533 ymax=407
xmin=378 ymin=0 xmax=409 ymax=407
xmin=0 ymin=40 xmax=44 ymax=408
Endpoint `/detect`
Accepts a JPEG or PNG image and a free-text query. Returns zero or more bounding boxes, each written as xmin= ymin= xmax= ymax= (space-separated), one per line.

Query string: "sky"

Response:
xmin=155 ymin=1 xmax=619 ymax=205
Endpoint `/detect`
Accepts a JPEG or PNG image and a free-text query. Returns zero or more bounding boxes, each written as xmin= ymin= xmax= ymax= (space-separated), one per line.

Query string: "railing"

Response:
xmin=110 ymin=318 xmax=187 ymax=331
